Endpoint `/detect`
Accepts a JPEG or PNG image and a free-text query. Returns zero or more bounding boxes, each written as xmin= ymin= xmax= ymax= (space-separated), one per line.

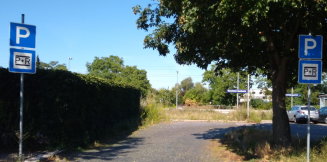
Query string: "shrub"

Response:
xmin=224 ymin=127 xmax=272 ymax=159
xmin=250 ymin=99 xmax=272 ymax=110
xmin=223 ymin=127 xmax=327 ymax=161
xmin=141 ymin=104 xmax=167 ymax=126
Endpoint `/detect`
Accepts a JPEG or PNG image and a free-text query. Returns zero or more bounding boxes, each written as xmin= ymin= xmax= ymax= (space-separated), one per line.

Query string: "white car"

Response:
xmin=287 ymin=105 xmax=319 ymax=123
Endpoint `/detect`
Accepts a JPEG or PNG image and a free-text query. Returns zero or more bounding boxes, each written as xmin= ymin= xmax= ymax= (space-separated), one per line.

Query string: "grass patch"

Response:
xmin=221 ymin=127 xmax=327 ymax=161
xmin=165 ymin=107 xmax=272 ymax=123
xmin=140 ymin=104 xmax=168 ymax=127
xmin=229 ymin=108 xmax=273 ymax=123
xmin=165 ymin=108 xmax=227 ymax=121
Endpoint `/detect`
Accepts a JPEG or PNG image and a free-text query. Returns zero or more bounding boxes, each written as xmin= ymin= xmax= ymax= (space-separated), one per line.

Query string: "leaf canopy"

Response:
xmin=134 ymin=0 xmax=327 ymax=81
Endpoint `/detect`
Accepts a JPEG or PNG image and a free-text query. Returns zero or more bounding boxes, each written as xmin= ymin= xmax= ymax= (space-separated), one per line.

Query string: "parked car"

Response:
xmin=287 ymin=105 xmax=319 ymax=123
xmin=315 ymin=107 xmax=327 ymax=124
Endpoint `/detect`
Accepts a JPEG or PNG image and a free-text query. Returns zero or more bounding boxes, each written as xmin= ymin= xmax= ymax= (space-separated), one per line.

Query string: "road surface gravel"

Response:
xmin=2 ymin=121 xmax=327 ymax=161
xmin=66 ymin=121 xmax=245 ymax=162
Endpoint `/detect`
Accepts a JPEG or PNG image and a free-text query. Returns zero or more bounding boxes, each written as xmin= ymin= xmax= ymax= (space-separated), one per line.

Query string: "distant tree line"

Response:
xmin=36 ymin=56 xmax=68 ymax=71
xmin=147 ymin=66 xmax=327 ymax=109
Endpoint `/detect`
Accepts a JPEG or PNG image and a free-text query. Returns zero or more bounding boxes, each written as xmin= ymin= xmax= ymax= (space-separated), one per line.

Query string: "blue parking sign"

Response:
xmin=298 ymin=60 xmax=322 ymax=84
xmin=9 ymin=48 xmax=36 ymax=74
xmin=10 ymin=22 xmax=36 ymax=48
xmin=298 ymin=35 xmax=322 ymax=59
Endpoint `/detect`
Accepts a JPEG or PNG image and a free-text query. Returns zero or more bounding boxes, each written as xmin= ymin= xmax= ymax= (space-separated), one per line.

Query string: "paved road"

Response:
xmin=64 ymin=121 xmax=246 ymax=162
xmin=61 ymin=121 xmax=327 ymax=162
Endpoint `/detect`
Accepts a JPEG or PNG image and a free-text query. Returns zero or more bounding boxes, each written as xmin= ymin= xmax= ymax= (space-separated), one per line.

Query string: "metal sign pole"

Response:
xmin=19 ymin=73 xmax=24 ymax=161
xmin=18 ymin=14 xmax=25 ymax=162
xmin=291 ymin=87 xmax=294 ymax=107
xmin=176 ymin=71 xmax=178 ymax=109
xmin=237 ymin=72 xmax=239 ymax=109
xmin=307 ymin=84 xmax=311 ymax=162
xmin=298 ymin=34 xmax=322 ymax=162
xmin=247 ymin=74 xmax=250 ymax=119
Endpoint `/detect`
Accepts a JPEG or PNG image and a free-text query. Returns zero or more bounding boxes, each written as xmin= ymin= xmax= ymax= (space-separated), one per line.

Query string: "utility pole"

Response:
xmin=176 ymin=71 xmax=178 ymax=109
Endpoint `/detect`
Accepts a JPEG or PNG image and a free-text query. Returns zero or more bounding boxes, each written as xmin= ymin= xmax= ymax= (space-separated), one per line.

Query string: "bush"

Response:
xmin=223 ymin=127 xmax=327 ymax=161
xmin=141 ymin=104 xmax=167 ymax=126
xmin=0 ymin=68 xmax=141 ymax=150
xmin=224 ymin=127 xmax=272 ymax=159
xmin=250 ymin=99 xmax=272 ymax=110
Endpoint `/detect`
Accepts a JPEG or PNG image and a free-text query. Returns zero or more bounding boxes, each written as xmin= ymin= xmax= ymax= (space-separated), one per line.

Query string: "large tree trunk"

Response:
xmin=271 ymin=57 xmax=292 ymax=146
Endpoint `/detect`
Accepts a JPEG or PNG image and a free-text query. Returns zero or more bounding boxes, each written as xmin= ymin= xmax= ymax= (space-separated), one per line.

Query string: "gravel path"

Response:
xmin=65 ymin=121 xmax=243 ymax=162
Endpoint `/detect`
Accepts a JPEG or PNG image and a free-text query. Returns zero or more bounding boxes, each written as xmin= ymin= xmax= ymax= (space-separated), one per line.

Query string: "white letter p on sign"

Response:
xmin=16 ymin=26 xmax=30 ymax=44
xmin=304 ymin=38 xmax=317 ymax=56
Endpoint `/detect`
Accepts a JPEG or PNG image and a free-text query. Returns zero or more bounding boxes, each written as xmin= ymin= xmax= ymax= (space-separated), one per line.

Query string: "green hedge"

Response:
xmin=0 ymin=68 xmax=141 ymax=150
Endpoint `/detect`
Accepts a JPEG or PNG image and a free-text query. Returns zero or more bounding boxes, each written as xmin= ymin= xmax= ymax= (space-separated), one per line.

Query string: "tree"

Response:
xmin=156 ymin=88 xmax=175 ymax=106
xmin=183 ymin=82 xmax=209 ymax=105
xmin=203 ymin=67 xmax=247 ymax=106
xmin=180 ymin=77 xmax=194 ymax=96
xmin=134 ymin=1 xmax=327 ymax=145
xmin=87 ymin=55 xmax=151 ymax=96
xmin=286 ymin=73 xmax=327 ymax=108
xmin=37 ymin=56 xmax=68 ymax=71
xmin=121 ymin=65 xmax=151 ymax=96
xmin=86 ymin=56 xmax=123 ymax=80
xmin=254 ymin=70 xmax=273 ymax=102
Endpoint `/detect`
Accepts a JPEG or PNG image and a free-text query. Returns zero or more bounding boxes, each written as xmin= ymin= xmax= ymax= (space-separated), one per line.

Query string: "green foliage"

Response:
xmin=285 ymin=84 xmax=323 ymax=108
xmin=37 ymin=57 xmax=67 ymax=71
xmin=180 ymin=77 xmax=194 ymax=96
xmin=203 ymin=67 xmax=248 ymax=105
xmin=155 ymin=88 xmax=175 ymax=106
xmin=255 ymin=70 xmax=272 ymax=90
xmin=0 ymin=68 xmax=141 ymax=150
xmin=134 ymin=0 xmax=327 ymax=76
xmin=250 ymin=99 xmax=264 ymax=108
xmin=224 ymin=127 xmax=272 ymax=159
xmin=86 ymin=56 xmax=123 ymax=79
xmin=141 ymin=104 xmax=167 ymax=126
xmin=224 ymin=128 xmax=327 ymax=161
xmin=286 ymin=73 xmax=327 ymax=108
xmin=250 ymin=99 xmax=272 ymax=110
xmin=183 ymin=83 xmax=210 ymax=104
xmin=87 ymin=55 xmax=151 ymax=96
xmin=142 ymin=88 xmax=178 ymax=107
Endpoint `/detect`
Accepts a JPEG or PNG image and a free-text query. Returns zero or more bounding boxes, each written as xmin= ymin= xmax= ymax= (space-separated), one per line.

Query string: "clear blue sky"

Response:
xmin=0 ymin=0 xmax=205 ymax=89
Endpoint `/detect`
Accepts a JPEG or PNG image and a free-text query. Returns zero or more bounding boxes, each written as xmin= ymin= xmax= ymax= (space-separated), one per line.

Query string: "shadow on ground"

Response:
xmin=193 ymin=123 xmax=327 ymax=160
xmin=60 ymin=137 xmax=144 ymax=161
xmin=56 ymin=120 xmax=144 ymax=161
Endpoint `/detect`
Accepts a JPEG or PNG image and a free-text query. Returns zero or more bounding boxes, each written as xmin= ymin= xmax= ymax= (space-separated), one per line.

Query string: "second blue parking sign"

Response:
xmin=9 ymin=48 xmax=36 ymax=74
xmin=298 ymin=60 xmax=322 ymax=84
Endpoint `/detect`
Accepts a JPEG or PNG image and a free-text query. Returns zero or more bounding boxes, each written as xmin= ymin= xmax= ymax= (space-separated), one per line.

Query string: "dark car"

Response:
xmin=316 ymin=107 xmax=327 ymax=124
